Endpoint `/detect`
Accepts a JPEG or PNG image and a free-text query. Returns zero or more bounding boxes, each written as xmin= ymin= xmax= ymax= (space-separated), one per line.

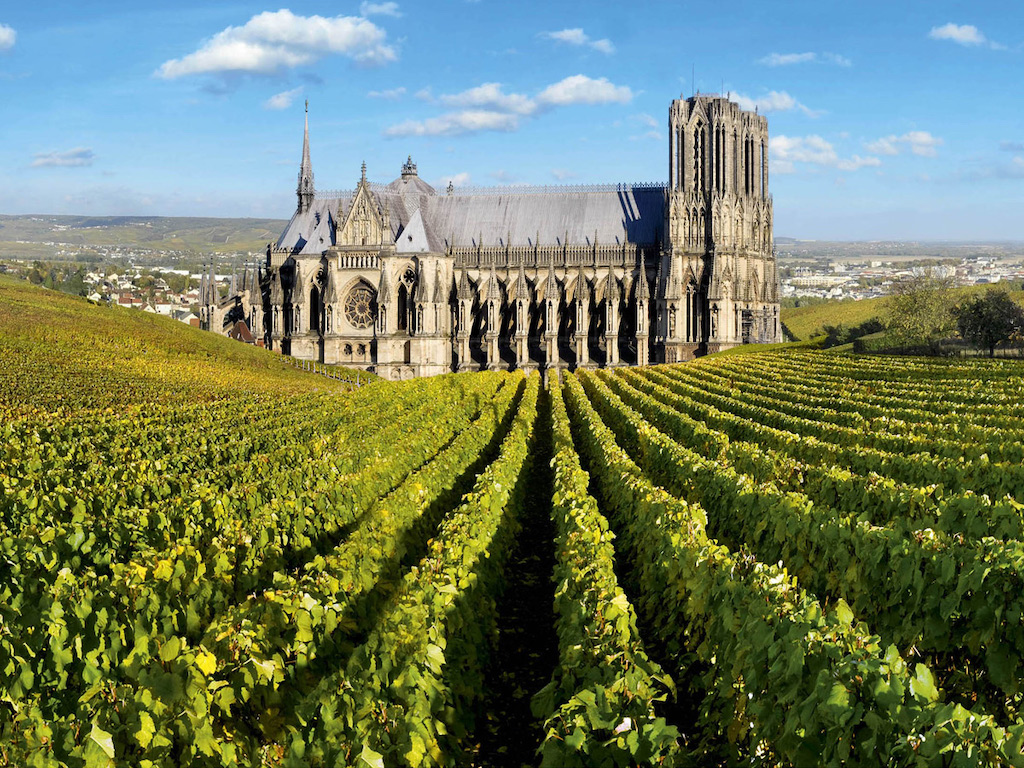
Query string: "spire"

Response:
xmin=229 ymin=270 xmax=238 ymax=297
xmin=457 ymin=269 xmax=473 ymax=301
xmin=418 ymin=262 xmax=432 ymax=303
xmin=665 ymin=256 xmax=682 ymax=300
xmin=515 ymin=261 xmax=529 ymax=302
xmin=486 ymin=263 xmax=501 ymax=302
xmin=208 ymin=264 xmax=217 ymax=305
xmin=637 ymin=252 xmax=650 ymax=300
xmin=576 ymin=262 xmax=588 ymax=303
xmin=606 ymin=273 xmax=621 ymax=301
xmin=297 ymin=100 xmax=315 ymax=214
xmin=361 ymin=160 xmax=367 ymax=184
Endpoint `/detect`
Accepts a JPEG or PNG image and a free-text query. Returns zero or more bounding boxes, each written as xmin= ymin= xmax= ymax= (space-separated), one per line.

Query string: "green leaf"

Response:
xmin=195 ymin=650 xmax=217 ymax=676
xmin=135 ymin=712 xmax=156 ymax=749
xmin=833 ymin=598 xmax=854 ymax=626
xmin=159 ymin=636 xmax=181 ymax=663
xmin=358 ymin=743 xmax=385 ymax=768
xmin=565 ymin=727 xmax=586 ymax=751
xmin=89 ymin=721 xmax=115 ymax=759
xmin=910 ymin=663 xmax=938 ymax=702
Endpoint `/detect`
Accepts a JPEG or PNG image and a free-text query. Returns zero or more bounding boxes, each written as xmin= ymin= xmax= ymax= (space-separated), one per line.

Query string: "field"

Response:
xmin=782 ymin=285 xmax=1024 ymax=341
xmin=4 ymin=281 xmax=1024 ymax=766
xmin=0 ymin=215 xmax=288 ymax=258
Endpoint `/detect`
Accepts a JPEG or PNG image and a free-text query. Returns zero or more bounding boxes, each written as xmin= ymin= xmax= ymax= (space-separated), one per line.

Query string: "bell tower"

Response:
xmin=662 ymin=93 xmax=776 ymax=356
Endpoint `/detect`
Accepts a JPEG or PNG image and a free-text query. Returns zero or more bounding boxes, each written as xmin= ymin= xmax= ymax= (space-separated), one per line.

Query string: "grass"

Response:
xmin=0 ymin=275 xmax=352 ymax=416
xmin=782 ymin=284 xmax=1024 ymax=341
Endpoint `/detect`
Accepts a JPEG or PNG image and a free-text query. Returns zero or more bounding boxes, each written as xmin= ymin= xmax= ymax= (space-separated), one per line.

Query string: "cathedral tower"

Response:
xmin=661 ymin=94 xmax=779 ymax=359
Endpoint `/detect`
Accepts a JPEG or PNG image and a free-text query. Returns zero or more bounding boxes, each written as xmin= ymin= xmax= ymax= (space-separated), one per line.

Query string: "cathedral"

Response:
xmin=202 ymin=93 xmax=781 ymax=380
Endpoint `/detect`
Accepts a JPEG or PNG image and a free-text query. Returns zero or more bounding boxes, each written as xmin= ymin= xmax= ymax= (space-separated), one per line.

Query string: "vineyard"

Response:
xmin=4 ymin=282 xmax=1024 ymax=766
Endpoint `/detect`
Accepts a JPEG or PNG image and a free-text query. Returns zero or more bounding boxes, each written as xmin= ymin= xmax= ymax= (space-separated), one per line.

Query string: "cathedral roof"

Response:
xmin=276 ymin=198 xmax=338 ymax=255
xmin=275 ymin=173 xmax=665 ymax=256
xmin=395 ymin=209 xmax=431 ymax=253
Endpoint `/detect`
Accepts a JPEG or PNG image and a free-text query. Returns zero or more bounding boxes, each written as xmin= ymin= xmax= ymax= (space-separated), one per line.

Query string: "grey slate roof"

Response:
xmin=276 ymin=198 xmax=341 ymax=254
xmin=275 ymin=171 xmax=665 ymax=255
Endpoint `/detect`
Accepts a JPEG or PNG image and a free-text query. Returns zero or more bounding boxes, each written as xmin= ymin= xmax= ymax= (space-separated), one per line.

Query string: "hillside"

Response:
xmin=0 ymin=275 xmax=344 ymax=415
xmin=0 ymin=214 xmax=287 ymax=257
xmin=5 ymin=282 xmax=1024 ymax=763
xmin=782 ymin=283 xmax=1024 ymax=340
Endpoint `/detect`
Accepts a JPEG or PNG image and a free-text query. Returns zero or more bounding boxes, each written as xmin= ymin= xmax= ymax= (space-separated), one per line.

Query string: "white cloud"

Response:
xmin=439 ymin=82 xmax=536 ymax=115
xmin=414 ymin=87 xmax=433 ymax=101
xmin=536 ymin=75 xmax=632 ymax=106
xmin=32 ymin=147 xmax=95 ymax=168
xmin=387 ymin=75 xmax=632 ymax=136
xmin=758 ymin=52 xmax=816 ymax=66
xmin=732 ymin=90 xmax=820 ymax=117
xmin=489 ymin=169 xmax=516 ymax=183
xmin=156 ymin=10 xmax=396 ymax=79
xmin=437 ymin=171 xmax=471 ymax=187
xmin=540 ymin=28 xmax=615 ymax=55
xmin=263 ymin=86 xmax=302 ymax=110
xmin=823 ymin=52 xmax=852 ymax=67
xmin=836 ymin=155 xmax=882 ymax=171
xmin=368 ymin=86 xmax=406 ymax=99
xmin=928 ymin=22 xmax=1003 ymax=49
xmin=865 ymin=131 xmax=943 ymax=157
xmin=758 ymin=51 xmax=851 ymax=67
xmin=385 ymin=110 xmax=521 ymax=137
xmin=770 ymin=135 xmax=880 ymax=172
xmin=552 ymin=168 xmax=577 ymax=180
xmin=1000 ymin=141 xmax=1024 ymax=152
xmin=634 ymin=113 xmax=659 ymax=129
xmin=360 ymin=1 xmax=401 ymax=17
xmin=0 ymin=23 xmax=15 ymax=51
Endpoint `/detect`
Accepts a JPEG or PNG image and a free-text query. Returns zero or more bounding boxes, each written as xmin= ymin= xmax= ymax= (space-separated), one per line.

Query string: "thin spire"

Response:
xmin=486 ymin=262 xmax=501 ymax=302
xmin=515 ymin=260 xmax=529 ymax=301
xmin=637 ymin=251 xmax=650 ymax=300
xmin=297 ymin=101 xmax=314 ymax=213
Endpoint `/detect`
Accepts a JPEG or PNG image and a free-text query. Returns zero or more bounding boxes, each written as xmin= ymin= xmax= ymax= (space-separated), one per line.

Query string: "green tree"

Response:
xmin=955 ymin=288 xmax=1024 ymax=357
xmin=884 ymin=271 xmax=957 ymax=353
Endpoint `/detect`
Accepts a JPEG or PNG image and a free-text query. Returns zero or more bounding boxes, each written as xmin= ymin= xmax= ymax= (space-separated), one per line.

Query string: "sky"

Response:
xmin=0 ymin=0 xmax=1022 ymax=240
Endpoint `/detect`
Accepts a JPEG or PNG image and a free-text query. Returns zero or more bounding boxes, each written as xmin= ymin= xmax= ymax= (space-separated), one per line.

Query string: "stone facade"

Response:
xmin=203 ymin=94 xmax=781 ymax=379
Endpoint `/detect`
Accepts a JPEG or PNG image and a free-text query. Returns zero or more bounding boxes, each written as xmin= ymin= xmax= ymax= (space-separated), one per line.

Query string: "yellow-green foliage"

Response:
xmin=783 ymin=285 xmax=1024 ymax=341
xmin=782 ymin=298 xmax=890 ymax=341
xmin=0 ymin=275 xmax=347 ymax=416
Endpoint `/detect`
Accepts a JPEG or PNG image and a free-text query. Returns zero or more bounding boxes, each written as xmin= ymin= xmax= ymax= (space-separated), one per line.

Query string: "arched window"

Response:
xmin=760 ymin=139 xmax=767 ymax=198
xmin=309 ymin=286 xmax=320 ymax=332
xmin=693 ymin=125 xmax=702 ymax=190
xmin=397 ymin=283 xmax=409 ymax=331
xmin=733 ymin=130 xmax=739 ymax=191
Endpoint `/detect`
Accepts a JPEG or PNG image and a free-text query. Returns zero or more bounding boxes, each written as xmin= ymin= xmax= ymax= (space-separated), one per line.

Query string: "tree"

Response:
xmin=884 ymin=271 xmax=957 ymax=353
xmin=955 ymin=288 xmax=1024 ymax=357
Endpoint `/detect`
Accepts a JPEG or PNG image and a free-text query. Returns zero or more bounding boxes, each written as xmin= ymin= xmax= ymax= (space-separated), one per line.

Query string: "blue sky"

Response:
xmin=0 ymin=1 xmax=1022 ymax=239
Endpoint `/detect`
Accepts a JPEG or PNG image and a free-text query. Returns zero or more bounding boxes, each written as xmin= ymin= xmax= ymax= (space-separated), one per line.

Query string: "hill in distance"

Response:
xmin=0 ymin=214 xmax=288 ymax=256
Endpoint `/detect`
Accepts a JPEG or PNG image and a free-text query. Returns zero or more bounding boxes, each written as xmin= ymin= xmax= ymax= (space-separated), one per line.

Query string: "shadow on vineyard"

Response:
xmin=467 ymin=385 xmax=558 ymax=767
xmin=268 ymin=389 xmax=527 ymax=730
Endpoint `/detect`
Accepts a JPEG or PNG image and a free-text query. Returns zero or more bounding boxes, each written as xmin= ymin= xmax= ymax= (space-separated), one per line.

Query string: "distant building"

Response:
xmin=203 ymin=95 xmax=781 ymax=378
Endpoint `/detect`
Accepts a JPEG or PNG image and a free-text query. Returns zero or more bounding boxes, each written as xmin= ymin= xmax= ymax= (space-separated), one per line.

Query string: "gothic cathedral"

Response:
xmin=202 ymin=94 xmax=781 ymax=380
